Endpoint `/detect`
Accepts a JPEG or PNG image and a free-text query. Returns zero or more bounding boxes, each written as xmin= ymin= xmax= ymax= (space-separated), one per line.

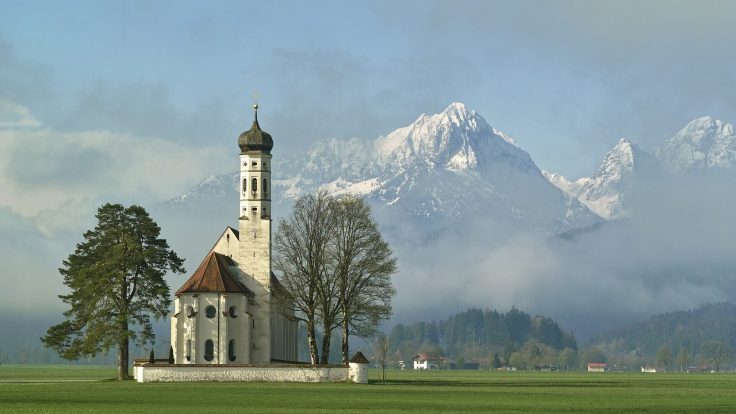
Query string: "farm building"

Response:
xmin=587 ymin=363 xmax=607 ymax=372
xmin=412 ymin=353 xmax=441 ymax=370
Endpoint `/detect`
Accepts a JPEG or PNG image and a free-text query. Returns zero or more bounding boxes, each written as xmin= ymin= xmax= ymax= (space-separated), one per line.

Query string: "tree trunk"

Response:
xmin=306 ymin=317 xmax=319 ymax=365
xmin=341 ymin=320 xmax=349 ymax=365
xmin=320 ymin=324 xmax=332 ymax=365
xmin=117 ymin=320 xmax=129 ymax=380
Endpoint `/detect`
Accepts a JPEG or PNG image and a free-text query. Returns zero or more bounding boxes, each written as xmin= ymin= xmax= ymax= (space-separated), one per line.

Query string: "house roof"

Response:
xmin=587 ymin=363 xmax=607 ymax=367
xmin=412 ymin=352 xmax=440 ymax=362
xmin=349 ymin=351 xmax=370 ymax=364
xmin=176 ymin=251 xmax=253 ymax=296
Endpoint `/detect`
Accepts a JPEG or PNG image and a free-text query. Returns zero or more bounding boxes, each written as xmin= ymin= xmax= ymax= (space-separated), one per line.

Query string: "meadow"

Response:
xmin=1 ymin=365 xmax=735 ymax=413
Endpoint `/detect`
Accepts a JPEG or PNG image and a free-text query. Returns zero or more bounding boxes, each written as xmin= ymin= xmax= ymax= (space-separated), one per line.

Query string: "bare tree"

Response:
xmin=332 ymin=196 xmax=397 ymax=364
xmin=702 ymin=341 xmax=733 ymax=373
xmin=373 ymin=333 xmax=390 ymax=382
xmin=273 ymin=191 xmax=334 ymax=364
xmin=316 ymin=251 xmax=341 ymax=364
xmin=274 ymin=193 xmax=396 ymax=366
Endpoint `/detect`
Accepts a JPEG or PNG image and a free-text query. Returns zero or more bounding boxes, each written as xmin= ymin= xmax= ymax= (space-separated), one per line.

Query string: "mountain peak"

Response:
xmin=658 ymin=115 xmax=736 ymax=173
xmin=573 ymin=138 xmax=651 ymax=220
xmin=442 ymin=102 xmax=470 ymax=117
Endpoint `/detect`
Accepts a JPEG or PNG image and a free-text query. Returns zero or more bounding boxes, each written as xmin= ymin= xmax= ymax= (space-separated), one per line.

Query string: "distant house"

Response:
xmin=587 ymin=363 xmax=607 ymax=372
xmin=412 ymin=353 xmax=440 ymax=370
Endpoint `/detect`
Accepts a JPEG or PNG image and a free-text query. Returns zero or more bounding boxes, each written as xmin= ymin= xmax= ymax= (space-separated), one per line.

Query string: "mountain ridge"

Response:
xmin=171 ymin=102 xmax=600 ymax=237
xmin=545 ymin=116 xmax=736 ymax=220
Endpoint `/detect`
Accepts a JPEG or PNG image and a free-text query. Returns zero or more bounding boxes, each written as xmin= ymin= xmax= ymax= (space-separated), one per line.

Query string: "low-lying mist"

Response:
xmin=389 ymin=172 xmax=736 ymax=340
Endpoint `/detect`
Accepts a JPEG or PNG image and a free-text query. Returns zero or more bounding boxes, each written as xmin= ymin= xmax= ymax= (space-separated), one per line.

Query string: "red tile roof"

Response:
xmin=412 ymin=352 xmax=440 ymax=362
xmin=350 ymin=351 xmax=370 ymax=363
xmin=176 ymin=251 xmax=252 ymax=296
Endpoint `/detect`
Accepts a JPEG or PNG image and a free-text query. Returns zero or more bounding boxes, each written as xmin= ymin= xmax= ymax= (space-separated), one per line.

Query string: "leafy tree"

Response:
xmin=42 ymin=204 xmax=185 ymax=380
xmin=580 ymin=346 xmax=608 ymax=368
xmin=332 ymin=196 xmax=396 ymax=364
xmin=455 ymin=356 xmax=466 ymax=370
xmin=522 ymin=340 xmax=543 ymax=368
xmin=508 ymin=352 xmax=524 ymax=370
xmin=168 ymin=346 xmax=175 ymax=364
xmin=491 ymin=352 xmax=502 ymax=370
xmin=702 ymin=341 xmax=733 ymax=372
xmin=655 ymin=345 xmax=672 ymax=371
xmin=559 ymin=348 xmax=577 ymax=371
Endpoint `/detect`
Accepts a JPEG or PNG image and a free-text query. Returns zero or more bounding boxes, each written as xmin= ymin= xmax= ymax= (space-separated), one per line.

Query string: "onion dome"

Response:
xmin=238 ymin=104 xmax=273 ymax=153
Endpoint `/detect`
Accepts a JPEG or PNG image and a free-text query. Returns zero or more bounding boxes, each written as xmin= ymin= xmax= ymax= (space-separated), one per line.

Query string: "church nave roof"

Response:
xmin=176 ymin=251 xmax=253 ymax=296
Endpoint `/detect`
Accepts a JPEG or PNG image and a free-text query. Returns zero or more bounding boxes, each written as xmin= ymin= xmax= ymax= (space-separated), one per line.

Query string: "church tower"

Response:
xmin=237 ymin=104 xmax=273 ymax=363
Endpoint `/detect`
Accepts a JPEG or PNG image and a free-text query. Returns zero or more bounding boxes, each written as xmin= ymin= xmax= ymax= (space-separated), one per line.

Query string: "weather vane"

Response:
xmin=253 ymin=91 xmax=259 ymax=111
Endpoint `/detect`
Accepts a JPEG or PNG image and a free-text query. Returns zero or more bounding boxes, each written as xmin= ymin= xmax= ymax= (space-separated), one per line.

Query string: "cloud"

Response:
xmin=388 ymin=171 xmax=736 ymax=338
xmin=0 ymin=100 xmax=41 ymax=128
xmin=242 ymin=47 xmax=481 ymax=157
xmin=0 ymin=101 xmax=230 ymax=234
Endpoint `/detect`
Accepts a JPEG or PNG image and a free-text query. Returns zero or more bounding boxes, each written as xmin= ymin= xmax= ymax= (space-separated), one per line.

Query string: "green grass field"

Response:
xmin=1 ymin=365 xmax=735 ymax=413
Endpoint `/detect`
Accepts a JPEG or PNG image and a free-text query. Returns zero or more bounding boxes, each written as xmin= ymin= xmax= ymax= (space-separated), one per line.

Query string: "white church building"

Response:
xmin=170 ymin=105 xmax=298 ymax=365
xmin=135 ymin=105 xmax=368 ymax=383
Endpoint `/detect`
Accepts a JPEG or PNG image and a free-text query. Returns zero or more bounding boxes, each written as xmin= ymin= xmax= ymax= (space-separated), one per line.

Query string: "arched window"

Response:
xmin=242 ymin=178 xmax=247 ymax=193
xmin=204 ymin=339 xmax=214 ymax=362
xmin=205 ymin=305 xmax=216 ymax=319
xmin=263 ymin=178 xmax=268 ymax=197
xmin=186 ymin=306 xmax=194 ymax=318
xmin=185 ymin=339 xmax=192 ymax=362
xmin=228 ymin=306 xmax=238 ymax=318
xmin=228 ymin=340 xmax=236 ymax=362
xmin=252 ymin=177 xmax=258 ymax=193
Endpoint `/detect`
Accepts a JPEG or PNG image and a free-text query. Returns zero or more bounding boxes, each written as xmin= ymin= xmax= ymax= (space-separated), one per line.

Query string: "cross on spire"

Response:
xmin=252 ymin=91 xmax=259 ymax=122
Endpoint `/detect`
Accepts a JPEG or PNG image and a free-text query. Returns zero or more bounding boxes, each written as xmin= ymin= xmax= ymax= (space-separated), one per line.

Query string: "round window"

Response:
xmin=205 ymin=305 xmax=216 ymax=319
xmin=228 ymin=306 xmax=238 ymax=318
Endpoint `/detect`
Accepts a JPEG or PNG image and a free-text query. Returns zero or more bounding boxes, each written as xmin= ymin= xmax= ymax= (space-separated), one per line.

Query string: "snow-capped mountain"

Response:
xmin=170 ymin=173 xmax=238 ymax=205
xmin=542 ymin=171 xmax=589 ymax=198
xmin=171 ymin=103 xmax=600 ymax=238
xmin=545 ymin=116 xmax=736 ymax=221
xmin=656 ymin=116 xmax=736 ymax=174
xmin=574 ymin=139 xmax=661 ymax=220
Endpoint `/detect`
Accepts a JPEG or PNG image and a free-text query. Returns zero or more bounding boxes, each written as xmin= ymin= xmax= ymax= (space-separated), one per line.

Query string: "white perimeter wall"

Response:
xmin=135 ymin=365 xmax=350 ymax=383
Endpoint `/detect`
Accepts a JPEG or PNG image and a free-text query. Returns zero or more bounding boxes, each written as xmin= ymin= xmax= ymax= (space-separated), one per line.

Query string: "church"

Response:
xmin=169 ymin=105 xmax=299 ymax=365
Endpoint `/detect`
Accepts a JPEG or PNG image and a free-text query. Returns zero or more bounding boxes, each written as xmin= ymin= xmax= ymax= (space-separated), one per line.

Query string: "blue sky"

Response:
xmin=2 ymin=0 xmax=736 ymax=218
xmin=2 ymin=0 xmax=736 ymax=324
xmin=0 ymin=0 xmax=736 ymax=177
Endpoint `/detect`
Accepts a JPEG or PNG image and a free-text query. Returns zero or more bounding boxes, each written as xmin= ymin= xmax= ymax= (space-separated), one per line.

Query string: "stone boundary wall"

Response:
xmin=134 ymin=364 xmax=351 ymax=383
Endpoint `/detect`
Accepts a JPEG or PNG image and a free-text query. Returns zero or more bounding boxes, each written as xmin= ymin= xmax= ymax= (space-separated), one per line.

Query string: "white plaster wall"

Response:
xmin=172 ymin=293 xmax=251 ymax=365
xmin=136 ymin=366 xmax=349 ymax=383
xmin=220 ymin=293 xmax=250 ymax=364
xmin=211 ymin=227 xmax=239 ymax=260
xmin=349 ymin=363 xmax=368 ymax=384
xmin=271 ymin=308 xmax=298 ymax=362
xmin=239 ymin=153 xmax=272 ymax=218
xmin=238 ymin=160 xmax=273 ymax=365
